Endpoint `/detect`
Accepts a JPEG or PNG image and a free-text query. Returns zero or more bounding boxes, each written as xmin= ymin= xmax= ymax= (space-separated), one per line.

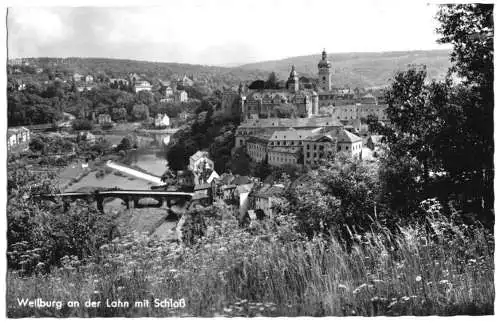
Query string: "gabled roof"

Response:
xmin=239 ymin=117 xmax=343 ymax=129
xmin=235 ymin=182 xmax=254 ymax=194
xmin=269 ymin=128 xmax=322 ymax=141
xmin=232 ymin=175 xmax=251 ymax=185
xmin=336 ymin=129 xmax=362 ymax=143
xmin=368 ymin=135 xmax=385 ymax=144
xmin=7 ymin=126 xmax=30 ymax=135
xmin=218 ymin=172 xmax=235 ymax=185
xmin=306 ymin=134 xmax=336 ymax=142
xmin=190 ymin=150 xmax=209 ymax=162
xmin=252 ymin=184 xmax=285 ymax=199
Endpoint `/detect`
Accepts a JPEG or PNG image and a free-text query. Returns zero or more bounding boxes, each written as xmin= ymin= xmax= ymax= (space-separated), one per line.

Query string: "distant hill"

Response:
xmin=237 ymin=50 xmax=452 ymax=88
xmin=17 ymin=50 xmax=451 ymax=89
xmin=16 ymin=57 xmax=270 ymax=89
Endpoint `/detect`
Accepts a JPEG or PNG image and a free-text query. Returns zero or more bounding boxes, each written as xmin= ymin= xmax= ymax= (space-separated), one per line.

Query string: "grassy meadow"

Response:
xmin=6 ymin=205 xmax=494 ymax=318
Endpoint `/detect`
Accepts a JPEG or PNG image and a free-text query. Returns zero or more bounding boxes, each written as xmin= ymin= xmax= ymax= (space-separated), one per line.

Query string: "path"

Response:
xmin=106 ymin=160 xmax=164 ymax=185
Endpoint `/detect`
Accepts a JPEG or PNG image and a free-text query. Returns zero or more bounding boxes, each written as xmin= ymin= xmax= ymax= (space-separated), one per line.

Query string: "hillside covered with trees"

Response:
xmin=239 ymin=49 xmax=452 ymax=88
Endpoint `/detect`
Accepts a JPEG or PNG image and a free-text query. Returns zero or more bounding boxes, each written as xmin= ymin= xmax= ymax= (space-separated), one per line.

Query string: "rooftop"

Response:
xmin=239 ymin=116 xmax=342 ymax=129
xmin=270 ymin=127 xmax=322 ymax=141
xmin=336 ymin=129 xmax=362 ymax=143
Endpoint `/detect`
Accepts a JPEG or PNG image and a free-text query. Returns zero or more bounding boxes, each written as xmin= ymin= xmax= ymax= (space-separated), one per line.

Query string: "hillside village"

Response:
xmin=5 ymin=3 xmax=494 ymax=318
xmin=7 ymin=49 xmax=391 ymax=220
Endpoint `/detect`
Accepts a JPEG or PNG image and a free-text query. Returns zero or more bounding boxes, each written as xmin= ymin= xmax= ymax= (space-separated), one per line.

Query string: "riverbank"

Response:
xmin=62 ymin=148 xmax=168 ymax=192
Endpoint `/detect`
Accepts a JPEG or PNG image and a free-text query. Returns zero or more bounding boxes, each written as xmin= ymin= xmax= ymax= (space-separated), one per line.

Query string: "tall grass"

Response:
xmin=6 ymin=209 xmax=494 ymax=317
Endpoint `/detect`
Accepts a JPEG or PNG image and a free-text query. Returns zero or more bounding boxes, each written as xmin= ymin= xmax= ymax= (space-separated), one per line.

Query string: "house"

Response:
xmin=78 ymin=131 xmax=96 ymax=144
xmin=109 ymin=78 xmax=130 ymax=88
xmin=250 ymin=184 xmax=285 ymax=218
xmin=154 ymin=113 xmax=170 ymax=128
xmin=7 ymin=127 xmax=30 ymax=151
xmin=134 ymin=80 xmax=152 ymax=93
xmin=174 ymin=90 xmax=188 ymax=103
xmin=159 ymin=80 xmax=174 ymax=96
xmin=337 ymin=129 xmax=363 ymax=158
xmin=77 ymin=85 xmax=97 ymax=92
xmin=179 ymin=111 xmax=191 ymax=120
xmin=176 ymin=170 xmax=195 ymax=189
xmin=178 ymin=75 xmax=194 ymax=87
xmin=73 ymin=72 xmax=83 ymax=82
xmin=160 ymin=97 xmax=174 ymax=103
xmin=359 ymin=93 xmax=378 ymax=104
xmin=98 ymin=114 xmax=112 ymax=124
xmin=189 ymin=151 xmax=215 ymax=185
xmin=367 ymin=135 xmax=385 ymax=150
xmin=207 ymin=170 xmax=220 ymax=183
xmin=235 ymin=182 xmax=255 ymax=217
xmin=302 ymin=133 xmax=337 ymax=165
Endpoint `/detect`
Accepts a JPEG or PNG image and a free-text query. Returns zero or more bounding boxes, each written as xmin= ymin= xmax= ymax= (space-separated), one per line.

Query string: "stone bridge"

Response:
xmin=35 ymin=189 xmax=208 ymax=212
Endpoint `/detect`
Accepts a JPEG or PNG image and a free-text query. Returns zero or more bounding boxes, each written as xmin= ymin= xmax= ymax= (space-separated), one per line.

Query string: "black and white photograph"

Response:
xmin=3 ymin=0 xmax=495 ymax=318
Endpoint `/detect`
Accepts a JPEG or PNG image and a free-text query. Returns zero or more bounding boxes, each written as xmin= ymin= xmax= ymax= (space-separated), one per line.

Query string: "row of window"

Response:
xmin=269 ymin=155 xmax=297 ymax=164
xmin=270 ymin=140 xmax=303 ymax=146
xmin=305 ymin=144 xmax=328 ymax=151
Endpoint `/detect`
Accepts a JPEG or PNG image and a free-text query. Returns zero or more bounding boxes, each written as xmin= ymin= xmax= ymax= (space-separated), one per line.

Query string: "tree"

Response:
xmin=117 ymin=137 xmax=132 ymax=151
xmin=230 ymin=147 xmax=251 ymax=175
xmin=248 ymin=80 xmax=265 ymax=90
xmin=29 ymin=137 xmax=46 ymax=153
xmin=132 ymin=104 xmax=150 ymax=121
xmin=436 ymin=4 xmax=494 ymax=214
xmin=265 ymin=72 xmax=279 ymax=89
xmin=282 ymin=156 xmax=381 ymax=242
xmin=72 ymin=119 xmax=93 ymax=131
xmin=274 ymin=103 xmax=297 ymax=118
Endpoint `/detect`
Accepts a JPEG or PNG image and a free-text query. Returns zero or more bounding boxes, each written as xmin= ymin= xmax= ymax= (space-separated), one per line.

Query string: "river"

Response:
xmin=65 ymin=150 xmax=169 ymax=192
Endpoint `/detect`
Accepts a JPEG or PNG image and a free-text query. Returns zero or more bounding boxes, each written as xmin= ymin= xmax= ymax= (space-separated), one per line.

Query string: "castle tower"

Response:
xmin=287 ymin=65 xmax=299 ymax=93
xmin=318 ymin=49 xmax=332 ymax=91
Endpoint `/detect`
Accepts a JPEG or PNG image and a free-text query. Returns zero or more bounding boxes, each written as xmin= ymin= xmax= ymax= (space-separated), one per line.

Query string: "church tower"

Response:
xmin=318 ymin=49 xmax=332 ymax=91
xmin=287 ymin=65 xmax=299 ymax=93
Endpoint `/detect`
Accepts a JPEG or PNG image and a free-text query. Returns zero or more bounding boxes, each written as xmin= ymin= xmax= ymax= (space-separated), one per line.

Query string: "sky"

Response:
xmin=7 ymin=0 xmax=452 ymax=66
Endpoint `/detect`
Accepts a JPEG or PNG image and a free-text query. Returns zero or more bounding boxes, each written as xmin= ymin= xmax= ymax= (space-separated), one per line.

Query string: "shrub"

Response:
xmin=72 ymin=119 xmax=93 ymax=131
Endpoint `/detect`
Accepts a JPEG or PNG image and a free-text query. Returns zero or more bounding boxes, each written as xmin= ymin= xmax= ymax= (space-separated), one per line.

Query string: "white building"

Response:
xmin=7 ymin=127 xmax=30 ymax=151
xmin=154 ymin=113 xmax=170 ymax=128
xmin=175 ymin=90 xmax=188 ymax=103
xmin=134 ymin=80 xmax=152 ymax=93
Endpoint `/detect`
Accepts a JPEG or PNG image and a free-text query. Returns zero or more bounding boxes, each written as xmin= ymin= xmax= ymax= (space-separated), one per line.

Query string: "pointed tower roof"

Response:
xmin=318 ymin=49 xmax=331 ymax=68
xmin=289 ymin=65 xmax=298 ymax=78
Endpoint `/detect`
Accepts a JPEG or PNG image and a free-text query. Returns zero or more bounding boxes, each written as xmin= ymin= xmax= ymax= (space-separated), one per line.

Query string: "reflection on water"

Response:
xmin=65 ymin=151 xmax=168 ymax=192
xmin=127 ymin=150 xmax=168 ymax=177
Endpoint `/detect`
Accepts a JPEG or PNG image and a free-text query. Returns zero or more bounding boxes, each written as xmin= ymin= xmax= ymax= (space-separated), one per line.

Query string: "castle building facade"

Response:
xmin=221 ymin=65 xmax=320 ymax=120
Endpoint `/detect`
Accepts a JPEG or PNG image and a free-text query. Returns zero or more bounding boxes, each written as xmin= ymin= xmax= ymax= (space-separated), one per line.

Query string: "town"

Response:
xmin=6 ymin=3 xmax=494 ymax=318
xmin=7 ymin=49 xmax=389 ymax=222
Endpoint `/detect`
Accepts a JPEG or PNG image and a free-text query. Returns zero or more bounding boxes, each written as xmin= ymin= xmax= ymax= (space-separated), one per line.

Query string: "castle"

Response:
xmin=221 ymin=63 xmax=321 ymax=120
xmin=221 ymin=49 xmax=387 ymax=122
xmin=228 ymin=49 xmax=390 ymax=166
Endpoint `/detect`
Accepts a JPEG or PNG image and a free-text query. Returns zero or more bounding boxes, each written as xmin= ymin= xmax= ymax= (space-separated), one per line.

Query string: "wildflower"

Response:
xmin=388 ymin=300 xmax=397 ymax=308
xmin=338 ymin=284 xmax=347 ymax=290
xmin=468 ymin=259 xmax=477 ymax=264
xmin=401 ymin=296 xmax=410 ymax=301
xmin=415 ymin=275 xmax=422 ymax=282
xmin=169 ymin=269 xmax=178 ymax=273
xmin=439 ymin=280 xmax=449 ymax=285
xmin=223 ymin=308 xmax=232 ymax=313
